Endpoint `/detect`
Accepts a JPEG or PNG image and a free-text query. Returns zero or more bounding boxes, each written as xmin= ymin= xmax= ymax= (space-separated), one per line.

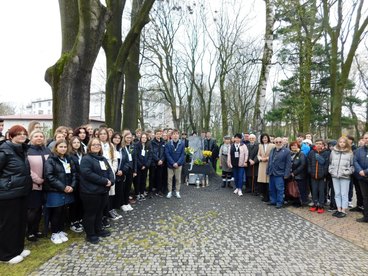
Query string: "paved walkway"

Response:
xmin=31 ymin=176 xmax=368 ymax=275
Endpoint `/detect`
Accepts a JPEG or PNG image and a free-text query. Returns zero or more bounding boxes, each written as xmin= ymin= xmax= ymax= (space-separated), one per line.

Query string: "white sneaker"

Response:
xmin=127 ymin=204 xmax=134 ymax=211
xmin=121 ymin=205 xmax=129 ymax=212
xmin=51 ymin=233 xmax=63 ymax=244
xmin=8 ymin=255 xmax=24 ymax=264
xmin=166 ymin=192 xmax=172 ymax=198
xmin=238 ymin=190 xmax=243 ymax=196
xmin=176 ymin=192 xmax=181 ymax=199
xmin=58 ymin=231 xmax=69 ymax=242
xmin=348 ymin=201 xmax=353 ymax=208
xmin=20 ymin=249 xmax=31 ymax=258
xmin=233 ymin=188 xmax=239 ymax=194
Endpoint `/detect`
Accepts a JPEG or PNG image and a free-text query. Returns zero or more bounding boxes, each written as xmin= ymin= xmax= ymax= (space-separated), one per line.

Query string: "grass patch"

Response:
xmin=0 ymin=231 xmax=84 ymax=276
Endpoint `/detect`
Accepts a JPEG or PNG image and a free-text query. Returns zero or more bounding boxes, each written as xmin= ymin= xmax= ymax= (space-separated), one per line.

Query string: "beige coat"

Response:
xmin=257 ymin=143 xmax=275 ymax=183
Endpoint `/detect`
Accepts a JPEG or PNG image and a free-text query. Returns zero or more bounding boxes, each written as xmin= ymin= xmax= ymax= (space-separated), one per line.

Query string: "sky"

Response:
xmin=0 ymin=1 xmax=61 ymax=107
xmin=0 ymin=0 xmax=265 ymax=111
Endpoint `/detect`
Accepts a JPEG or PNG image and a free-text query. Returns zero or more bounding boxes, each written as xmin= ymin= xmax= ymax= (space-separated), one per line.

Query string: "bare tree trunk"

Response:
xmin=253 ymin=0 xmax=274 ymax=135
xmin=104 ymin=0 xmax=155 ymax=131
xmin=45 ymin=0 xmax=110 ymax=131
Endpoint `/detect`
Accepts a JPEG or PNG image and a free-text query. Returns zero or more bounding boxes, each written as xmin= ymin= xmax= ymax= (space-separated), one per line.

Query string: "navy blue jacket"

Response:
xmin=267 ymin=147 xmax=291 ymax=178
xmin=165 ymin=139 xmax=185 ymax=168
xmin=150 ymin=138 xmax=166 ymax=166
xmin=354 ymin=146 xmax=368 ymax=181
xmin=134 ymin=142 xmax=152 ymax=172
xmin=119 ymin=146 xmax=134 ymax=174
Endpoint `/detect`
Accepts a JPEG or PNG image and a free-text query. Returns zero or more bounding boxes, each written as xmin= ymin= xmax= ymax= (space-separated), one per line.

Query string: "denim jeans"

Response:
xmin=233 ymin=167 xmax=245 ymax=190
xmin=332 ymin=177 xmax=350 ymax=209
xmin=269 ymin=175 xmax=285 ymax=207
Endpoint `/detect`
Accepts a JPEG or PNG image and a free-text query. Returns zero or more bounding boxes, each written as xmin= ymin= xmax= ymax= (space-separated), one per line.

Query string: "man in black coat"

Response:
xmin=245 ymin=134 xmax=259 ymax=194
xmin=204 ymin=131 xmax=219 ymax=171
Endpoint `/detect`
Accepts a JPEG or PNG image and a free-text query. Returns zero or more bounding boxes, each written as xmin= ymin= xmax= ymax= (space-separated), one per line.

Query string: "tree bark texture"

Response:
xmin=45 ymin=0 xmax=110 ymax=131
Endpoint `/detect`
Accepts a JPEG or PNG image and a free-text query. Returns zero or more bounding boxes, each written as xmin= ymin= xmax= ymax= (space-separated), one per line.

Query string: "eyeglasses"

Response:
xmin=275 ymin=141 xmax=283 ymax=144
xmin=91 ymin=144 xmax=101 ymax=147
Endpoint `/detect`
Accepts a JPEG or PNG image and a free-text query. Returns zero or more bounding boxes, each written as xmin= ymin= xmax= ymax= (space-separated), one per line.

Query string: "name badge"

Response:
xmin=63 ymin=163 xmax=71 ymax=174
xmin=99 ymin=160 xmax=107 ymax=170
xmin=235 ymin=152 xmax=239 ymax=158
xmin=141 ymin=149 xmax=146 ymax=157
xmin=128 ymin=153 xmax=132 ymax=162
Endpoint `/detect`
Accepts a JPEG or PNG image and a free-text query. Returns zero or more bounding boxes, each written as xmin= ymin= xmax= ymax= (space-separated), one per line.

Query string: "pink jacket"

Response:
xmin=227 ymin=144 xmax=248 ymax=168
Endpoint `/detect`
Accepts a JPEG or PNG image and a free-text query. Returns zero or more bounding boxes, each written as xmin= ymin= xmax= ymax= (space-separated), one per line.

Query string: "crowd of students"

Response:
xmin=0 ymin=117 xmax=367 ymax=264
xmin=219 ymin=132 xmax=368 ymax=221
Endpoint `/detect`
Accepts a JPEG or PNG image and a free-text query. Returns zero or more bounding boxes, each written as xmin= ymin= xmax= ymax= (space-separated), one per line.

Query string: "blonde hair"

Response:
xmin=336 ymin=136 xmax=352 ymax=152
xmin=29 ymin=130 xmax=46 ymax=146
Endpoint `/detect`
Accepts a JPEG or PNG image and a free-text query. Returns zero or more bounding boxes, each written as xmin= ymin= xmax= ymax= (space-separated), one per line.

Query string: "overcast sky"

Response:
xmin=0 ymin=0 xmax=265 ymax=109
xmin=0 ymin=1 xmax=61 ymax=106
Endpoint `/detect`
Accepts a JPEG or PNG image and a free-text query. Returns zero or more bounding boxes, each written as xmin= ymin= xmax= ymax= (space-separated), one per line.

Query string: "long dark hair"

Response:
xmin=260 ymin=133 xmax=270 ymax=144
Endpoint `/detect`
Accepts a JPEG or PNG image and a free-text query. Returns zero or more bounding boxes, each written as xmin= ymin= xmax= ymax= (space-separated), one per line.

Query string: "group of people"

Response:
xmin=0 ymin=119 xmax=189 ymax=264
xmin=1 ymin=116 xmax=368 ymax=265
xmin=219 ymin=132 xmax=368 ymax=223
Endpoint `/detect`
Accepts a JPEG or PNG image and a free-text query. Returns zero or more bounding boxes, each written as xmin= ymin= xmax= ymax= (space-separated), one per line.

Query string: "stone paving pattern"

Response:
xmin=31 ymin=175 xmax=368 ymax=275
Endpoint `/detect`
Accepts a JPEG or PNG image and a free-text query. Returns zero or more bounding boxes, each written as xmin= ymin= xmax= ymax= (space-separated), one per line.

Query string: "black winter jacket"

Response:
xmin=307 ymin=148 xmax=330 ymax=180
xmin=80 ymin=153 xmax=115 ymax=195
xmin=44 ymin=155 xmax=77 ymax=192
xmin=119 ymin=146 xmax=134 ymax=174
xmin=0 ymin=141 xmax=32 ymax=200
xmin=246 ymin=143 xmax=259 ymax=177
xmin=291 ymin=151 xmax=307 ymax=180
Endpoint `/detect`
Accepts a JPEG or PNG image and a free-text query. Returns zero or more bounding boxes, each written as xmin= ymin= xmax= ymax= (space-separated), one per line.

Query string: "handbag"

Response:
xmin=286 ymin=178 xmax=300 ymax=198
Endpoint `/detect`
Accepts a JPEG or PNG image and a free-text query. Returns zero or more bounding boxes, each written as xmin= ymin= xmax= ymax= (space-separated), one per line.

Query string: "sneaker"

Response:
xmin=356 ymin=217 xmax=368 ymax=223
xmin=317 ymin=207 xmax=325 ymax=214
xmin=139 ymin=194 xmax=146 ymax=201
xmin=233 ymin=188 xmax=239 ymax=194
xmin=308 ymin=202 xmax=315 ymax=207
xmin=26 ymin=234 xmax=38 ymax=242
xmin=127 ymin=204 xmax=134 ymax=211
xmin=97 ymin=229 xmax=111 ymax=237
xmin=102 ymin=217 xmax=111 ymax=228
xmin=350 ymin=206 xmax=363 ymax=212
xmin=20 ymin=249 xmax=31 ymax=258
xmin=8 ymin=255 xmax=24 ymax=264
xmin=348 ymin=201 xmax=353 ymax=208
xmin=156 ymin=191 xmax=164 ymax=197
xmin=332 ymin=211 xmax=340 ymax=217
xmin=58 ymin=231 xmax=69 ymax=242
xmin=113 ymin=210 xmax=122 ymax=219
xmin=70 ymin=222 xmax=84 ymax=233
xmin=166 ymin=192 xmax=172 ymax=199
xmin=86 ymin=235 xmax=100 ymax=244
xmin=121 ymin=205 xmax=130 ymax=212
xmin=51 ymin=233 xmax=63 ymax=244
xmin=175 ymin=192 xmax=181 ymax=199
xmin=336 ymin=212 xmax=347 ymax=218
xmin=328 ymin=207 xmax=337 ymax=212
xmin=309 ymin=206 xmax=318 ymax=212
xmin=238 ymin=190 xmax=243 ymax=196
xmin=108 ymin=210 xmax=120 ymax=221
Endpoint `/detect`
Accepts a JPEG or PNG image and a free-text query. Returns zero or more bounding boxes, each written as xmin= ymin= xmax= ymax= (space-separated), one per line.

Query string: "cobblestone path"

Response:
xmin=31 ymin=175 xmax=368 ymax=275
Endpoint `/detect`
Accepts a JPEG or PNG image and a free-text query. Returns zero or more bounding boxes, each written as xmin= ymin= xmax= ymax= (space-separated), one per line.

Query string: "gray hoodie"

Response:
xmin=329 ymin=147 xmax=354 ymax=179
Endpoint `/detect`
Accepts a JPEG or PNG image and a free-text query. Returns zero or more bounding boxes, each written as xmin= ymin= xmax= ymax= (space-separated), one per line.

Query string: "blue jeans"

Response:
xmin=332 ymin=177 xmax=350 ymax=209
xmin=233 ymin=167 xmax=245 ymax=190
xmin=269 ymin=175 xmax=285 ymax=207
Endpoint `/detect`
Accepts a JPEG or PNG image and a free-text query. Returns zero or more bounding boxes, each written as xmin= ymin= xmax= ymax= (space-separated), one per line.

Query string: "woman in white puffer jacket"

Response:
xmin=328 ymin=136 xmax=354 ymax=218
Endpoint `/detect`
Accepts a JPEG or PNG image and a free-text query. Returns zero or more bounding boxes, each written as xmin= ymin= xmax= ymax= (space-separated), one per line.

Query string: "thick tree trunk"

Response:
xmin=122 ymin=0 xmax=142 ymax=131
xmin=219 ymin=74 xmax=228 ymax=137
xmin=45 ymin=0 xmax=109 ymax=131
xmin=103 ymin=0 xmax=125 ymax=130
xmin=253 ymin=0 xmax=274 ymax=135
xmin=104 ymin=0 xmax=154 ymax=131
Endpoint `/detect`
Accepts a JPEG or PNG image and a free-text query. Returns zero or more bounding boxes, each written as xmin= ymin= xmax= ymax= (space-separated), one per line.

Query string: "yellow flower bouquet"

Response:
xmin=202 ymin=150 xmax=212 ymax=158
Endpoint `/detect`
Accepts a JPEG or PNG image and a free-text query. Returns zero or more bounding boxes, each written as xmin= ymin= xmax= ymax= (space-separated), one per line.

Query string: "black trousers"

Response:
xmin=48 ymin=206 xmax=65 ymax=233
xmin=359 ymin=181 xmax=368 ymax=220
xmin=69 ymin=189 xmax=83 ymax=223
xmin=149 ymin=165 xmax=164 ymax=193
xmin=259 ymin=182 xmax=269 ymax=201
xmin=114 ymin=176 xmax=125 ymax=208
xmin=80 ymin=193 xmax=108 ymax=237
xmin=122 ymin=172 xmax=133 ymax=205
xmin=353 ymin=175 xmax=363 ymax=207
xmin=162 ymin=164 xmax=168 ymax=194
xmin=0 ymin=196 xmax=27 ymax=261
xmin=137 ymin=168 xmax=148 ymax=195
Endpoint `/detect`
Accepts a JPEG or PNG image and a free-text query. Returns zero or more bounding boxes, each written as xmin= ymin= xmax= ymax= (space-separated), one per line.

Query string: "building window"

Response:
xmin=38 ymin=110 xmax=43 ymax=115
xmin=38 ymin=102 xmax=41 ymax=108
xmin=48 ymin=101 xmax=51 ymax=107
